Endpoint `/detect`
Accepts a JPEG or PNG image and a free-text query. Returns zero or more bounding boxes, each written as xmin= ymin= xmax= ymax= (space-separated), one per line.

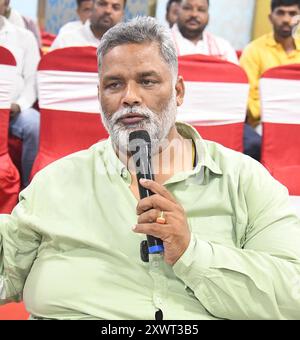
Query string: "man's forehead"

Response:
xmin=274 ymin=5 xmax=300 ymax=11
xmin=100 ymin=43 xmax=171 ymax=77
xmin=181 ymin=0 xmax=208 ymax=6
xmin=102 ymin=42 xmax=161 ymax=60
xmin=96 ymin=0 xmax=124 ymax=5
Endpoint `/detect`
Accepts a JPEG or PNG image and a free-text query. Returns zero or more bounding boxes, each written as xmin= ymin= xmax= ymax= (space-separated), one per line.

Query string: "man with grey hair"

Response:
xmin=0 ymin=17 xmax=300 ymax=320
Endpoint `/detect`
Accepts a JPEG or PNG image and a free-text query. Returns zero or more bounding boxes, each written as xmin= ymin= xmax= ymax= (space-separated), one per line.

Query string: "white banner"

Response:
xmin=0 ymin=65 xmax=17 ymax=109
xmin=177 ymin=81 xmax=249 ymax=126
xmin=260 ymin=78 xmax=300 ymax=124
xmin=38 ymin=70 xmax=99 ymax=114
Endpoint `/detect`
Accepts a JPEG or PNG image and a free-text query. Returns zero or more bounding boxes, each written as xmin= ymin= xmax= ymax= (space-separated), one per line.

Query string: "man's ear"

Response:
xmin=268 ymin=13 xmax=273 ymax=25
xmin=175 ymin=76 xmax=185 ymax=107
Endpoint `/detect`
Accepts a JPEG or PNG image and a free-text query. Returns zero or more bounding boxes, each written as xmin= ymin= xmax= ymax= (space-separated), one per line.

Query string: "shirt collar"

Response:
xmin=266 ymin=31 xmax=300 ymax=50
xmin=175 ymin=122 xmax=223 ymax=176
xmin=0 ymin=16 xmax=13 ymax=34
xmin=103 ymin=122 xmax=223 ymax=184
xmin=83 ymin=20 xmax=100 ymax=44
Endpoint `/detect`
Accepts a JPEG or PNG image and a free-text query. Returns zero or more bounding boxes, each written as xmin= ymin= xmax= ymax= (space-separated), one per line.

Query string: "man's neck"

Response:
xmin=274 ymin=34 xmax=296 ymax=53
xmin=90 ymin=24 xmax=106 ymax=40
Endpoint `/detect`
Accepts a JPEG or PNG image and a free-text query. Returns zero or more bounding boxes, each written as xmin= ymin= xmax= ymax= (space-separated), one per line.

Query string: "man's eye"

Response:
xmin=141 ymin=79 xmax=157 ymax=86
xmin=106 ymin=82 xmax=121 ymax=89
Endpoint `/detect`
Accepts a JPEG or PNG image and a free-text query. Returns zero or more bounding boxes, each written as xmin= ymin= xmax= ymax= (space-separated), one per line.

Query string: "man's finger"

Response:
xmin=132 ymin=223 xmax=169 ymax=240
xmin=136 ymin=194 xmax=176 ymax=215
xmin=139 ymin=179 xmax=177 ymax=203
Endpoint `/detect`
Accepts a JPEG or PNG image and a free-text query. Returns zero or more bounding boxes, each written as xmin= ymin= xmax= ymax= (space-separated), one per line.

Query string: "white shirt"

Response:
xmin=7 ymin=8 xmax=26 ymax=29
xmin=50 ymin=20 xmax=100 ymax=50
xmin=172 ymin=24 xmax=238 ymax=65
xmin=58 ymin=20 xmax=83 ymax=35
xmin=0 ymin=17 xmax=40 ymax=111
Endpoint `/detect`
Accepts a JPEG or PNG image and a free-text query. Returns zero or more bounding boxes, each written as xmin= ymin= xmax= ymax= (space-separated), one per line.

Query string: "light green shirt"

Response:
xmin=1 ymin=123 xmax=300 ymax=320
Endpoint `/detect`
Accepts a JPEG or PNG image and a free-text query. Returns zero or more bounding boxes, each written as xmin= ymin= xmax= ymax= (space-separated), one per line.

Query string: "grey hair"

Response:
xmin=97 ymin=16 xmax=178 ymax=80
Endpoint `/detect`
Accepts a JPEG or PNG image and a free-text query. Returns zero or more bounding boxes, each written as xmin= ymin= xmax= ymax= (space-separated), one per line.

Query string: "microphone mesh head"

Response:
xmin=129 ymin=130 xmax=151 ymax=144
xmin=129 ymin=130 xmax=151 ymax=156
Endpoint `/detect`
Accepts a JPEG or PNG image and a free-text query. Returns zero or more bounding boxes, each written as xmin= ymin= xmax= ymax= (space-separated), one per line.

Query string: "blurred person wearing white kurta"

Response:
xmin=0 ymin=15 xmax=40 ymax=187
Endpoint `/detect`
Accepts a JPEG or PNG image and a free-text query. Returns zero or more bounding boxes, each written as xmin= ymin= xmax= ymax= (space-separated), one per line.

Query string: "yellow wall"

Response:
xmin=252 ymin=0 xmax=272 ymax=39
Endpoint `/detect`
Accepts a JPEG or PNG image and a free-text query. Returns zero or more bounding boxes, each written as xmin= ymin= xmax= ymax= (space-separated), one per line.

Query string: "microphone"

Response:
xmin=129 ymin=130 xmax=164 ymax=257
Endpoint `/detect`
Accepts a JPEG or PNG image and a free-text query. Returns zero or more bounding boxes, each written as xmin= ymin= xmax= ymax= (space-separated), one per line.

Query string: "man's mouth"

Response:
xmin=186 ymin=19 xmax=200 ymax=26
xmin=118 ymin=114 xmax=146 ymax=125
xmin=101 ymin=15 xmax=113 ymax=24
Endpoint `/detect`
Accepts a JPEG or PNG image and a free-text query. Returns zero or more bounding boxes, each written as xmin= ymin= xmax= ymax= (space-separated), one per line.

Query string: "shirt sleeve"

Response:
xmin=240 ymin=45 xmax=262 ymax=122
xmin=173 ymin=160 xmax=300 ymax=320
xmin=49 ymin=33 xmax=69 ymax=51
xmin=222 ymin=40 xmax=239 ymax=65
xmin=15 ymin=31 xmax=40 ymax=111
xmin=0 ymin=199 xmax=41 ymax=304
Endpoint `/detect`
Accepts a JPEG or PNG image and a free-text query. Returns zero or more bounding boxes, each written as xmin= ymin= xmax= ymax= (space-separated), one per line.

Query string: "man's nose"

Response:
xmin=282 ymin=13 xmax=293 ymax=24
xmin=121 ymin=82 xmax=142 ymax=107
xmin=191 ymin=8 xmax=200 ymax=17
xmin=104 ymin=5 xmax=113 ymax=14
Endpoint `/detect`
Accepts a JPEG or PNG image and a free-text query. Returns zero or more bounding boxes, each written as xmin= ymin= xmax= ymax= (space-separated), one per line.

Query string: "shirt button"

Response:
xmin=154 ymin=296 xmax=163 ymax=306
xmin=121 ymin=168 xmax=128 ymax=179
xmin=152 ymin=261 xmax=159 ymax=268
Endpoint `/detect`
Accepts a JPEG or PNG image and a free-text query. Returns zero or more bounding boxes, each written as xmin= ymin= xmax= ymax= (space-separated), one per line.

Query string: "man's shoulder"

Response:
xmin=51 ymin=25 xmax=88 ymax=49
xmin=243 ymin=33 xmax=273 ymax=53
xmin=55 ymin=26 xmax=84 ymax=41
xmin=208 ymin=32 xmax=233 ymax=47
xmin=204 ymin=139 xmax=267 ymax=178
xmin=4 ymin=18 xmax=30 ymax=37
xmin=31 ymin=139 xmax=109 ymax=180
xmin=59 ymin=21 xmax=82 ymax=35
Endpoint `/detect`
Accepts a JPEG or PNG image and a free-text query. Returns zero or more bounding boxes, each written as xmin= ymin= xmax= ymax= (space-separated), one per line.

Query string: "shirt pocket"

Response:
xmin=188 ymin=215 xmax=237 ymax=247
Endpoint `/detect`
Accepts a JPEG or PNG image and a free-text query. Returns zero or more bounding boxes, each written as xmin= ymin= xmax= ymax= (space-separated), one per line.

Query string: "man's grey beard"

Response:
xmin=100 ymin=92 xmax=178 ymax=155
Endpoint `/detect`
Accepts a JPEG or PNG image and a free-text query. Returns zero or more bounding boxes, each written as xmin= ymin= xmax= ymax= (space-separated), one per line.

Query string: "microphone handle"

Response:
xmin=136 ymin=170 xmax=164 ymax=255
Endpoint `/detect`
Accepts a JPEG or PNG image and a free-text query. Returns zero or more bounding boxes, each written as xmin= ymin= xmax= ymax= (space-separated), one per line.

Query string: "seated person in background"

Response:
xmin=58 ymin=0 xmax=94 ymax=35
xmin=1 ymin=0 xmax=25 ymax=28
xmin=1 ymin=16 xmax=300 ymax=321
xmin=240 ymin=0 xmax=300 ymax=160
xmin=50 ymin=0 xmax=126 ymax=50
xmin=171 ymin=0 xmax=238 ymax=64
xmin=0 ymin=12 xmax=40 ymax=188
xmin=2 ymin=0 xmax=41 ymax=48
xmin=166 ymin=0 xmax=181 ymax=28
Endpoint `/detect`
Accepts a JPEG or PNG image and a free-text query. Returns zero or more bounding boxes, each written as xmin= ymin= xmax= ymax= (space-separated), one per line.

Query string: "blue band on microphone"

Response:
xmin=148 ymin=245 xmax=164 ymax=254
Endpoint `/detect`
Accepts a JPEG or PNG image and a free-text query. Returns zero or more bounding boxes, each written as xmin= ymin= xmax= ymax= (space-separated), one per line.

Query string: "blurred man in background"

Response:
xmin=240 ymin=0 xmax=300 ymax=160
xmin=241 ymin=0 xmax=300 ymax=128
xmin=1 ymin=0 xmax=40 ymax=46
xmin=0 ymin=1 xmax=40 ymax=188
xmin=171 ymin=0 xmax=238 ymax=64
xmin=166 ymin=0 xmax=181 ymax=27
xmin=1 ymin=0 xmax=25 ymax=28
xmin=59 ymin=0 xmax=94 ymax=35
xmin=51 ymin=0 xmax=126 ymax=50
